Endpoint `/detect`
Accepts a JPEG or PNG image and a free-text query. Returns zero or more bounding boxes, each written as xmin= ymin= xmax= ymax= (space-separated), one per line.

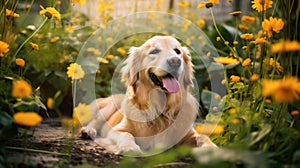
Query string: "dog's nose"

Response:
xmin=167 ymin=57 xmax=181 ymax=68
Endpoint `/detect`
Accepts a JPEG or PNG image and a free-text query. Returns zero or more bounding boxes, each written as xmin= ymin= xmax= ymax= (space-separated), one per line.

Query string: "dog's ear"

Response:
xmin=121 ymin=46 xmax=141 ymax=86
xmin=182 ymin=46 xmax=194 ymax=87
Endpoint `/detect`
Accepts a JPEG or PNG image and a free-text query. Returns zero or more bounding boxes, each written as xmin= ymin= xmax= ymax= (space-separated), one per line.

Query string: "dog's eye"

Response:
xmin=174 ymin=48 xmax=181 ymax=55
xmin=149 ymin=48 xmax=161 ymax=55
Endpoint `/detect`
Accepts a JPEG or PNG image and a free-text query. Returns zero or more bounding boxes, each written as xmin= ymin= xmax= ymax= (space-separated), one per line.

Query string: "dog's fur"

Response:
xmin=80 ymin=36 xmax=216 ymax=154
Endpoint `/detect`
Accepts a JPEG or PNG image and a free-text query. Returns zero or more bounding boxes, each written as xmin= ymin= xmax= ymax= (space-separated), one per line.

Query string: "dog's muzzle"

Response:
xmin=149 ymin=71 xmax=180 ymax=93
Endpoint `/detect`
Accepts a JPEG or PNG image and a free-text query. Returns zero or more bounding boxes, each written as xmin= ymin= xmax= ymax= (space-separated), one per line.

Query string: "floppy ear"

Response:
xmin=121 ymin=46 xmax=141 ymax=86
xmin=182 ymin=46 xmax=194 ymax=87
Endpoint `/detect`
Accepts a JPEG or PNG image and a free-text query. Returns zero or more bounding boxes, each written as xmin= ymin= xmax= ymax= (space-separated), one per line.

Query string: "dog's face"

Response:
xmin=122 ymin=36 xmax=193 ymax=94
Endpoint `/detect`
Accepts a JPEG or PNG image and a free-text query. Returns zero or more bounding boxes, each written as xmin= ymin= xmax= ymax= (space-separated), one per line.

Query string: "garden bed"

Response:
xmin=4 ymin=119 xmax=122 ymax=167
xmin=4 ymin=119 xmax=195 ymax=168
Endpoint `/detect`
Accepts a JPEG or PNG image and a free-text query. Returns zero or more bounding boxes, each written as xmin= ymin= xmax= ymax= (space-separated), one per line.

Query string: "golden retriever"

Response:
xmin=80 ymin=36 xmax=216 ymax=154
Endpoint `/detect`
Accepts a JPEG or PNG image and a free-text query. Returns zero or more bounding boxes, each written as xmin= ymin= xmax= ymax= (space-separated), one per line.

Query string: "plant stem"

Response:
xmin=209 ymin=8 xmax=238 ymax=57
xmin=73 ymin=79 xmax=77 ymax=106
xmin=5 ymin=146 xmax=68 ymax=156
xmin=223 ymin=68 xmax=230 ymax=94
xmin=22 ymin=128 xmax=28 ymax=164
xmin=7 ymin=18 xmax=48 ymax=69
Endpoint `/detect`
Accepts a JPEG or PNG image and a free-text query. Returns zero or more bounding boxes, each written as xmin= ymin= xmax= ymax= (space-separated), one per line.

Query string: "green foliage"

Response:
xmin=112 ymin=146 xmax=192 ymax=168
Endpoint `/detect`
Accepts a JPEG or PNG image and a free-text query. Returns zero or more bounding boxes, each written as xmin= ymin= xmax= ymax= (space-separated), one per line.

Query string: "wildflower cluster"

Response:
xmin=196 ymin=0 xmax=300 ymax=164
xmin=0 ymin=2 xmax=63 ymax=140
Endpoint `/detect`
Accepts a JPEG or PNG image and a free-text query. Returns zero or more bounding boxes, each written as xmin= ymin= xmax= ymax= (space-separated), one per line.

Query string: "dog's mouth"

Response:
xmin=149 ymin=72 xmax=180 ymax=93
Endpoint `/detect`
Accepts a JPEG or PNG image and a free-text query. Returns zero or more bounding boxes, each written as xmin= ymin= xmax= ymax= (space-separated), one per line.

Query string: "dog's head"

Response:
xmin=121 ymin=36 xmax=194 ymax=94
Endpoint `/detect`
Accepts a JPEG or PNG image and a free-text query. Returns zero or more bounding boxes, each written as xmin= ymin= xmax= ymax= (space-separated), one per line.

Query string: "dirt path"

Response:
xmin=4 ymin=119 xmax=122 ymax=167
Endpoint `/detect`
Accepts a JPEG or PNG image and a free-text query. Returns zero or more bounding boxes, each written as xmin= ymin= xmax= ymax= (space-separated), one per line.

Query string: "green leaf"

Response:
xmin=0 ymin=112 xmax=18 ymax=140
xmin=248 ymin=124 xmax=273 ymax=146
xmin=0 ymin=111 xmax=13 ymax=127
xmin=192 ymin=147 xmax=268 ymax=168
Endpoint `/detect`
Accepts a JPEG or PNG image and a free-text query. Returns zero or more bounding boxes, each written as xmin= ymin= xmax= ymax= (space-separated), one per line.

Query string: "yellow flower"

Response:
xmin=271 ymin=40 xmax=300 ymax=54
xmin=98 ymin=58 xmax=109 ymax=64
xmin=216 ymin=36 xmax=221 ymax=42
xmin=0 ymin=40 xmax=9 ymax=57
xmin=196 ymin=19 xmax=206 ymax=28
xmin=106 ymin=37 xmax=113 ymax=43
xmin=230 ymin=75 xmax=241 ymax=82
xmin=214 ymin=57 xmax=239 ymax=65
xmin=73 ymin=103 xmax=92 ymax=125
xmin=224 ymin=41 xmax=229 ymax=45
xmin=87 ymin=48 xmax=101 ymax=55
xmin=61 ymin=117 xmax=80 ymax=127
xmin=238 ymin=24 xmax=249 ymax=31
xmin=56 ymin=0 xmax=62 ymax=5
xmin=242 ymin=58 xmax=251 ymax=66
xmin=262 ymin=17 xmax=284 ymax=37
xmin=71 ymin=0 xmax=86 ymax=6
xmin=240 ymin=33 xmax=254 ymax=40
xmin=233 ymin=41 xmax=238 ymax=45
xmin=261 ymin=77 xmax=300 ymax=103
xmin=265 ymin=99 xmax=272 ymax=104
xmin=291 ymin=110 xmax=299 ymax=116
xmin=106 ymin=54 xmax=115 ymax=59
xmin=66 ymin=25 xmax=74 ymax=33
xmin=117 ymin=47 xmax=126 ymax=56
xmin=214 ymin=95 xmax=221 ymax=100
xmin=12 ymin=80 xmax=32 ymax=98
xmin=242 ymin=46 xmax=248 ymax=50
xmin=250 ymin=74 xmax=259 ymax=82
xmin=242 ymin=15 xmax=255 ymax=24
xmin=97 ymin=0 xmax=114 ymax=13
xmin=198 ymin=0 xmax=219 ymax=9
xmin=47 ymin=98 xmax=54 ymax=109
xmin=15 ymin=58 xmax=25 ymax=67
xmin=231 ymin=119 xmax=239 ymax=125
xmin=252 ymin=0 xmax=273 ymax=12
xmin=263 ymin=58 xmax=283 ymax=74
xmin=6 ymin=9 xmax=20 ymax=18
xmin=67 ymin=63 xmax=85 ymax=80
xmin=29 ymin=42 xmax=39 ymax=50
xmin=178 ymin=1 xmax=190 ymax=8
xmin=229 ymin=11 xmax=242 ymax=16
xmin=40 ymin=6 xmax=61 ymax=21
xmin=195 ymin=123 xmax=224 ymax=135
xmin=50 ymin=37 xmax=59 ymax=43
xmin=229 ymin=108 xmax=236 ymax=115
xmin=210 ymin=0 xmax=219 ymax=4
xmin=251 ymin=37 xmax=267 ymax=44
xmin=13 ymin=112 xmax=43 ymax=127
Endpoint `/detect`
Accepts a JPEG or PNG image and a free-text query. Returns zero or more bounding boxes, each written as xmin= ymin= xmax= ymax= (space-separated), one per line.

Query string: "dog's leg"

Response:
xmin=95 ymin=129 xmax=142 ymax=154
xmin=80 ymin=100 xmax=119 ymax=139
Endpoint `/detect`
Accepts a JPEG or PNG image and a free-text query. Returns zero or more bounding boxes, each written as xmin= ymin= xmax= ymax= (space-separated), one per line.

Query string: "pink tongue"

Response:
xmin=162 ymin=78 xmax=180 ymax=93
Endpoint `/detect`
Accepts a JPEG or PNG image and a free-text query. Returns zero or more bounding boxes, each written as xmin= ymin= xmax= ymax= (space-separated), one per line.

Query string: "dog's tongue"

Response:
xmin=162 ymin=78 xmax=180 ymax=93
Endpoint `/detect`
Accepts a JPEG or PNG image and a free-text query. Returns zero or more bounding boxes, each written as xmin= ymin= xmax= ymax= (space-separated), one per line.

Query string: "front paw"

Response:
xmin=117 ymin=142 xmax=143 ymax=155
xmin=80 ymin=126 xmax=97 ymax=139
xmin=196 ymin=134 xmax=217 ymax=148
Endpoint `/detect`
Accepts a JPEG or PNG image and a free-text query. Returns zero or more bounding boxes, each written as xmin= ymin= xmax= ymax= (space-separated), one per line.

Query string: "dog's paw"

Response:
xmin=196 ymin=134 xmax=218 ymax=148
xmin=80 ymin=126 xmax=97 ymax=139
xmin=117 ymin=142 xmax=143 ymax=155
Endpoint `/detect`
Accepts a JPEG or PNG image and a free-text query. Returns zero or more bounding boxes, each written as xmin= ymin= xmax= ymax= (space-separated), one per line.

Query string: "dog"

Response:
xmin=80 ymin=36 xmax=216 ymax=154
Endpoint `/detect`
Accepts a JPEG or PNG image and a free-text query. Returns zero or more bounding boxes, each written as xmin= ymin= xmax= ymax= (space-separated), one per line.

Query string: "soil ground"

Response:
xmin=3 ymin=119 xmax=122 ymax=167
xmin=3 ymin=119 xmax=193 ymax=168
